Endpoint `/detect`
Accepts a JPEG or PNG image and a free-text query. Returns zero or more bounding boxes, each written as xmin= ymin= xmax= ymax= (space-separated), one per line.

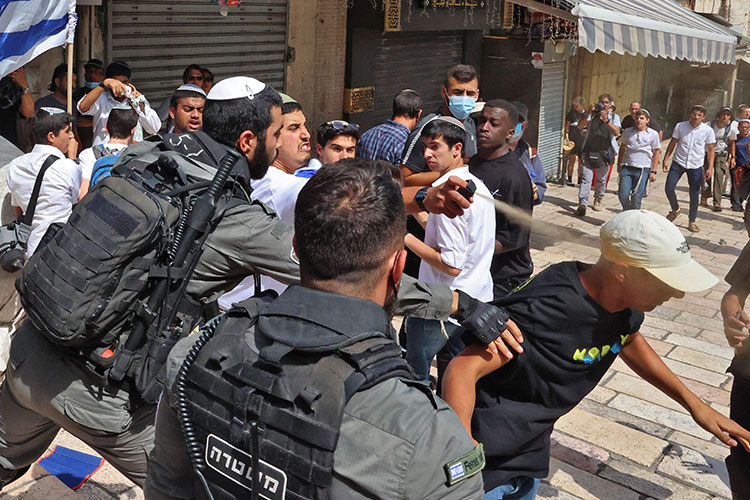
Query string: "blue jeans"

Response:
xmin=405 ymin=317 xmax=463 ymax=381
xmin=618 ymin=166 xmax=650 ymax=210
xmin=484 ymin=476 xmax=540 ymax=500
xmin=664 ymin=162 xmax=703 ymax=223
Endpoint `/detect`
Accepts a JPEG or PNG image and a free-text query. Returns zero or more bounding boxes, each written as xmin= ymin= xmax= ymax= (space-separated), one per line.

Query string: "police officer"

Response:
xmin=145 ymin=160 xmax=485 ymax=499
xmin=0 ymin=78 xmax=514 ymax=489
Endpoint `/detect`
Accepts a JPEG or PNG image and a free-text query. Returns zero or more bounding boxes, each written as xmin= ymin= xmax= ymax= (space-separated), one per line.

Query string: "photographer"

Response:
xmin=77 ymin=60 xmax=160 ymax=145
xmin=575 ymin=93 xmax=621 ymax=216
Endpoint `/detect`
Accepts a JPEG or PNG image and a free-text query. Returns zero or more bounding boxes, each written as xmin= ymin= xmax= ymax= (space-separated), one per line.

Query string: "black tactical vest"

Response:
xmin=177 ymin=294 xmax=416 ymax=500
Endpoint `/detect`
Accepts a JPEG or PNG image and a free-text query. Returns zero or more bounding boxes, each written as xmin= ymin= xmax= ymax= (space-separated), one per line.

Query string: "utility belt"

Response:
xmin=584 ymin=149 xmax=614 ymax=165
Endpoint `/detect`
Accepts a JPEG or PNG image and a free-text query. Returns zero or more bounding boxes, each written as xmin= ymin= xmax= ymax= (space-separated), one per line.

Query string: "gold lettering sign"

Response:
xmin=344 ymin=87 xmax=375 ymax=114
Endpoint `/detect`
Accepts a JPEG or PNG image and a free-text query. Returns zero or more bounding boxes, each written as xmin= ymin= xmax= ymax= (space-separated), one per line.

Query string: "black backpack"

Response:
xmin=18 ymin=132 xmax=248 ymax=396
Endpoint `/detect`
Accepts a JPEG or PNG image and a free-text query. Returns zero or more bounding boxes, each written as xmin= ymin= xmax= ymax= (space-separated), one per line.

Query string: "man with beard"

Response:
xmin=145 ymin=160 xmax=485 ymax=499
xmin=0 ymin=77 xmax=513 ymax=491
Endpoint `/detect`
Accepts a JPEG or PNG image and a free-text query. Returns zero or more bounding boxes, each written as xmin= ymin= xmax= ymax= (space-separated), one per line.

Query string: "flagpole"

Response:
xmin=66 ymin=42 xmax=73 ymax=114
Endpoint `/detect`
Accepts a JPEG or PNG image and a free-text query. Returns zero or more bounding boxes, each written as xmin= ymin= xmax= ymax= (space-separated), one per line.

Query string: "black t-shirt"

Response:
xmin=469 ymin=152 xmax=534 ymax=291
xmin=401 ymin=109 xmax=477 ymax=172
xmin=473 ymin=262 xmax=644 ymax=489
xmin=566 ymin=109 xmax=585 ymax=143
xmin=621 ymin=115 xmax=662 ymax=134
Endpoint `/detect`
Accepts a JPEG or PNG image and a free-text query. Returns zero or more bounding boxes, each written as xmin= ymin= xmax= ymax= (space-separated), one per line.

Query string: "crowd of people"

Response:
xmin=565 ymin=94 xmax=750 ymax=235
xmin=0 ymin=58 xmax=749 ymax=500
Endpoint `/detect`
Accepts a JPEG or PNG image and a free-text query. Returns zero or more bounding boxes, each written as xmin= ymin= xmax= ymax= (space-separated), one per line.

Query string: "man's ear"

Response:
xmin=169 ymin=106 xmax=175 ymax=121
xmin=46 ymin=130 xmax=56 ymax=145
xmin=236 ymin=129 xmax=257 ymax=158
xmin=292 ymin=235 xmax=298 ymax=258
xmin=315 ymin=143 xmax=323 ymax=158
xmin=391 ymin=249 xmax=407 ymax=285
xmin=417 ymin=109 xmax=423 ymax=121
xmin=452 ymin=142 xmax=463 ymax=159
xmin=611 ymin=262 xmax=629 ymax=284
xmin=440 ymin=86 xmax=448 ymax=102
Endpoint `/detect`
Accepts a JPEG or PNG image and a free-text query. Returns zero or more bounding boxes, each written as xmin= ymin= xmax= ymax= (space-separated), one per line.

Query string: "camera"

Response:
xmin=593 ymin=102 xmax=605 ymax=114
xmin=0 ymin=221 xmax=29 ymax=272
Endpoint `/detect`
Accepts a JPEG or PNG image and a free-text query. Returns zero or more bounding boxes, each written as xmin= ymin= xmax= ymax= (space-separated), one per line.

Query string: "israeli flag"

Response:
xmin=0 ymin=0 xmax=77 ymax=79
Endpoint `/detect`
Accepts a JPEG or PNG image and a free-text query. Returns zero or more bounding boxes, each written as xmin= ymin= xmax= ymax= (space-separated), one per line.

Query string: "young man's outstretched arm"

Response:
xmin=620 ymin=332 xmax=750 ymax=450
xmin=442 ymin=327 xmax=520 ymax=440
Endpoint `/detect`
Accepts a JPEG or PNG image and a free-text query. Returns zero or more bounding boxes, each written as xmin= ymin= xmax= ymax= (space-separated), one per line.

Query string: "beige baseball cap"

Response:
xmin=600 ymin=210 xmax=718 ymax=293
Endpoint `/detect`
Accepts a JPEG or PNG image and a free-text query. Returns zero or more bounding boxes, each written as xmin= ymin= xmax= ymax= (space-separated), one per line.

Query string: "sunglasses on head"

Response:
xmin=324 ymin=120 xmax=359 ymax=132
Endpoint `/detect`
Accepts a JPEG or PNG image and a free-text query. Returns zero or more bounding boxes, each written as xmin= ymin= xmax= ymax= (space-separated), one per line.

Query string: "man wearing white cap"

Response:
xmin=444 ymin=210 xmax=750 ymax=499
xmin=167 ymin=84 xmax=206 ymax=134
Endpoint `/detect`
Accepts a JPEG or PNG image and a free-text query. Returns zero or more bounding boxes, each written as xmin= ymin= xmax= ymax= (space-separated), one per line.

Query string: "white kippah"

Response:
xmin=175 ymin=84 xmax=206 ymax=97
xmin=39 ymin=107 xmax=65 ymax=115
xmin=207 ymin=76 xmax=265 ymax=101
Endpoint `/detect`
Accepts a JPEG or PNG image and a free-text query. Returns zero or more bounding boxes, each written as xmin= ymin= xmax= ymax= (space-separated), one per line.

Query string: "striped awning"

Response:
xmin=572 ymin=0 xmax=737 ymax=65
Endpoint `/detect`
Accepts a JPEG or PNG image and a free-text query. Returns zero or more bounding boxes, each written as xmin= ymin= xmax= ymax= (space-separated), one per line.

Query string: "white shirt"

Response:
xmin=78 ymin=91 xmax=160 ymax=145
xmin=620 ymin=128 xmax=661 ymax=169
xmin=712 ymin=121 xmax=737 ymax=154
xmin=671 ymin=121 xmax=716 ymax=169
xmin=419 ymin=166 xmax=495 ymax=320
xmin=218 ymin=166 xmax=309 ymax=310
xmin=78 ymin=143 xmax=129 ymax=180
xmin=7 ymin=144 xmax=81 ymax=255
xmin=249 ymin=166 xmax=309 ymax=223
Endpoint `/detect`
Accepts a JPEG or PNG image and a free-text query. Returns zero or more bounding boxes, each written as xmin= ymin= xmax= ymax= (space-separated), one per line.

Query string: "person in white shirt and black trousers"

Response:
xmin=6 ymin=108 xmax=81 ymax=256
xmin=662 ymin=105 xmax=716 ymax=233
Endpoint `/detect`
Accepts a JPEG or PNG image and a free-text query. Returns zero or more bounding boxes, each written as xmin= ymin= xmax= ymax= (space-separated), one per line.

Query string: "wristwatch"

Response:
xmin=98 ymin=82 xmax=107 ymax=90
xmin=22 ymin=87 xmax=30 ymax=95
xmin=415 ymin=187 xmax=428 ymax=212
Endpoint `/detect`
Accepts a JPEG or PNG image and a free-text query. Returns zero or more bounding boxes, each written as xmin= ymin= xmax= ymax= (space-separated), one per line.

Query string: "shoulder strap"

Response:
xmin=92 ymin=145 xmax=105 ymax=160
xmin=23 ymin=154 xmax=59 ymax=226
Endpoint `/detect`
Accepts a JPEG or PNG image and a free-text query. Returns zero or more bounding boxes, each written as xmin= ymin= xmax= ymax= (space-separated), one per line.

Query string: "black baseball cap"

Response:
xmin=106 ymin=60 xmax=131 ymax=79
xmin=84 ymin=58 xmax=103 ymax=69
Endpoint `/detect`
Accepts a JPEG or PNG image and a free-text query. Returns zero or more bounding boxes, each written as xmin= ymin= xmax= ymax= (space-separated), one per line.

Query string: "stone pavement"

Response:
xmin=1 ymin=165 xmax=746 ymax=499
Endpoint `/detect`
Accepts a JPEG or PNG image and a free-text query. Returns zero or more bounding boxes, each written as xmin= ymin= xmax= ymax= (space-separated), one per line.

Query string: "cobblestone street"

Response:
xmin=1 ymin=165 xmax=746 ymax=499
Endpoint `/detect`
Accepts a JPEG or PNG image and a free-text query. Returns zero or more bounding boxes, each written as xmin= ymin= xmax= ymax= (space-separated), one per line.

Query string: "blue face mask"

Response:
xmin=84 ymin=81 xmax=99 ymax=89
xmin=447 ymin=95 xmax=477 ymax=121
xmin=512 ymin=122 xmax=524 ymax=140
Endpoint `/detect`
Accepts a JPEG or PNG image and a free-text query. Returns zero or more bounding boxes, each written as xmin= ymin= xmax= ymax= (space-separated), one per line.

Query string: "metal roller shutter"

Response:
xmin=110 ymin=0 xmax=288 ymax=104
xmin=363 ymin=31 xmax=463 ymax=131
xmin=537 ymin=61 xmax=566 ymax=178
